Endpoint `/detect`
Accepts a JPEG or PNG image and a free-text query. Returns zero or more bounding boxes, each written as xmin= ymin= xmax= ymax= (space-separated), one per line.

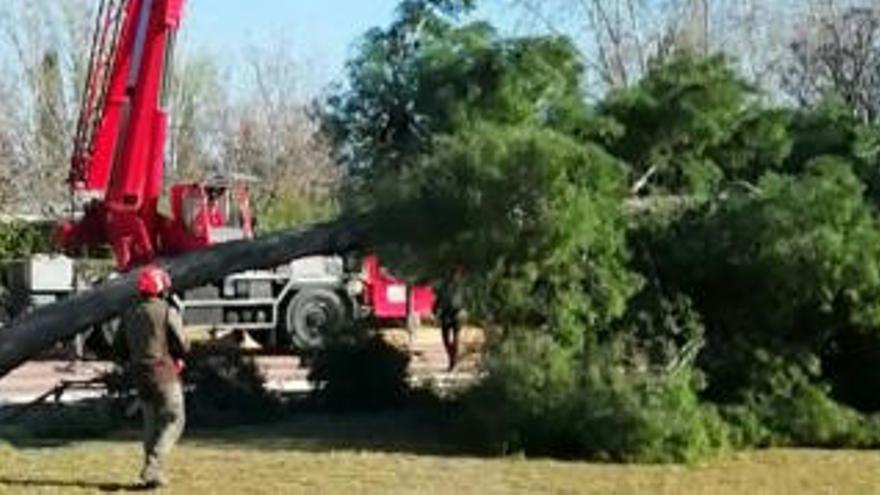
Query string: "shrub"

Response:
xmin=182 ymin=347 xmax=283 ymax=426
xmin=721 ymin=351 xmax=880 ymax=448
xmin=0 ymin=221 xmax=50 ymax=259
xmin=327 ymin=24 xmax=880 ymax=461
xmin=465 ymin=332 xmax=729 ymax=462
xmin=824 ymin=330 xmax=880 ymax=411
xmin=639 ymin=161 xmax=880 ymax=405
xmin=572 ymin=366 xmax=729 ymax=463
xmin=102 ymin=349 xmax=283 ymax=428
xmin=308 ymin=334 xmax=412 ymax=411
xmin=598 ymin=54 xmax=791 ymax=195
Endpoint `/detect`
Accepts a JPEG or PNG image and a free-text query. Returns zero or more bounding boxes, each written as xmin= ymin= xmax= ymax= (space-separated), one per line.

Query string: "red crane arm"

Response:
xmin=72 ymin=0 xmax=184 ymax=207
xmin=64 ymin=0 xmax=186 ymax=270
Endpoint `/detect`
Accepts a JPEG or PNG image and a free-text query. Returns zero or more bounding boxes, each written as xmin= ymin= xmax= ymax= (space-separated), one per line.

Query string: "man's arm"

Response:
xmin=166 ymin=305 xmax=191 ymax=356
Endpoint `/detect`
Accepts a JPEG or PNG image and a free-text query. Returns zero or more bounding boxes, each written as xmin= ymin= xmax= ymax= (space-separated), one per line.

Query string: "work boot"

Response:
xmin=140 ymin=459 xmax=168 ymax=489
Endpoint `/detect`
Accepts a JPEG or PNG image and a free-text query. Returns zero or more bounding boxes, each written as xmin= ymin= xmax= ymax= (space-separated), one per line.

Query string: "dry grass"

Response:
xmin=2 ymin=429 xmax=880 ymax=494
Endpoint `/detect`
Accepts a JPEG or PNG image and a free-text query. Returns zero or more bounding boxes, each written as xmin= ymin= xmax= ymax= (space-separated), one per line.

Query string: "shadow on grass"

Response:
xmin=0 ymin=398 xmax=126 ymax=450
xmin=2 ymin=399 xmax=485 ymax=458
xmin=0 ymin=478 xmax=149 ymax=492
xmin=186 ymin=405 xmax=483 ymax=458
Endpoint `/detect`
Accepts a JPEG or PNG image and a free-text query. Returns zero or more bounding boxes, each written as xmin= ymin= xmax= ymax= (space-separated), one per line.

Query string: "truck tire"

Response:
xmin=285 ymin=288 xmax=346 ymax=351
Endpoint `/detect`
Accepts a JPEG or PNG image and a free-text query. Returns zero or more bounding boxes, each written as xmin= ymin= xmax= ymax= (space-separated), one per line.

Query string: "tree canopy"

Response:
xmin=324 ymin=0 xmax=880 ymax=461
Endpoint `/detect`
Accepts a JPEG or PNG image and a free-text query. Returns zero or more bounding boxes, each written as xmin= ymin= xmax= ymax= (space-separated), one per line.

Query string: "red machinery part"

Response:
xmin=363 ymin=255 xmax=435 ymax=320
xmin=58 ymin=0 xmax=438 ymax=330
xmin=65 ymin=0 xmax=187 ymax=271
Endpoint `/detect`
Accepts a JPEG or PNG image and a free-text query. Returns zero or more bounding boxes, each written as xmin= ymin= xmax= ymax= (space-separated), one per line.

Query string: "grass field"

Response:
xmin=2 ymin=413 xmax=880 ymax=495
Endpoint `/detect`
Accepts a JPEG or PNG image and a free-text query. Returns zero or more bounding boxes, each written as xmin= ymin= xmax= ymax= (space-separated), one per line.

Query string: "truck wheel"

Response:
xmin=285 ymin=289 xmax=346 ymax=351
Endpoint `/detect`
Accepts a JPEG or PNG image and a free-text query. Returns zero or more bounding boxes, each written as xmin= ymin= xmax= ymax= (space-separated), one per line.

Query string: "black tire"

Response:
xmin=285 ymin=288 xmax=347 ymax=351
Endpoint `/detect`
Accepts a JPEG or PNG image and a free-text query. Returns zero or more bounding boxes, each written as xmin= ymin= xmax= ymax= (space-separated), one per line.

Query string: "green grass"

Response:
xmin=3 ymin=414 xmax=880 ymax=494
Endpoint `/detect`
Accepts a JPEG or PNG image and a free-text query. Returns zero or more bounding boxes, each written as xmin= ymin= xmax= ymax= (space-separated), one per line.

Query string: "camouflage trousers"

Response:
xmin=139 ymin=379 xmax=185 ymax=484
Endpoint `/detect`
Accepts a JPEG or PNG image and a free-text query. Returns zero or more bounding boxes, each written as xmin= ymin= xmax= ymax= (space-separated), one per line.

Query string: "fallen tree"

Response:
xmin=0 ymin=219 xmax=364 ymax=379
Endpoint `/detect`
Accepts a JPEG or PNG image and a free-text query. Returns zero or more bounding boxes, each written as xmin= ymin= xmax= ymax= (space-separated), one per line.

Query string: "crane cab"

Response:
xmin=165 ymin=179 xmax=254 ymax=252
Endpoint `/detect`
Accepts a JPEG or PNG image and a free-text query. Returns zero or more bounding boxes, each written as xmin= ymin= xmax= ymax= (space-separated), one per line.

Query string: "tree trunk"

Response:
xmin=0 ymin=219 xmax=365 ymax=379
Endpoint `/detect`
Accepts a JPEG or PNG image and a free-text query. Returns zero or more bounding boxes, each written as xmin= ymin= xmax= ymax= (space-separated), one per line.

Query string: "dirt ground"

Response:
xmin=0 ymin=326 xmax=486 ymax=405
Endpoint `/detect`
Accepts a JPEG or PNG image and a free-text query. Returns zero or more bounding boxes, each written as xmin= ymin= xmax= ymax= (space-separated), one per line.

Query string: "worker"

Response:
xmin=192 ymin=186 xmax=227 ymax=240
xmin=120 ymin=265 xmax=190 ymax=489
xmin=202 ymin=186 xmax=227 ymax=226
xmin=435 ymin=269 xmax=465 ymax=371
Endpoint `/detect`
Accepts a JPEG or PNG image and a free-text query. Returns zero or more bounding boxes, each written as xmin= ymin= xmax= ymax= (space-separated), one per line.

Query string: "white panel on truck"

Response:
xmin=25 ymin=255 xmax=74 ymax=292
xmin=288 ymin=256 xmax=344 ymax=283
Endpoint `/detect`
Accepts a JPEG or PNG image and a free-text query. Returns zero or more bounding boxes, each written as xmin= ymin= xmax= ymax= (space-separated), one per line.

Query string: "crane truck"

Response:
xmin=0 ymin=0 xmax=434 ymax=353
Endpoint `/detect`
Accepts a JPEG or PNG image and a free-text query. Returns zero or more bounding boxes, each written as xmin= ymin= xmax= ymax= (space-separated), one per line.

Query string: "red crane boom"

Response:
xmin=62 ymin=0 xmax=187 ymax=270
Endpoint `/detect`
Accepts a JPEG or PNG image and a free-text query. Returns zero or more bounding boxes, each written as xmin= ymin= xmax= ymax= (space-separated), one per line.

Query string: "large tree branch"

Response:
xmin=0 ymin=218 xmax=366 ymax=378
xmin=630 ymin=163 xmax=659 ymax=195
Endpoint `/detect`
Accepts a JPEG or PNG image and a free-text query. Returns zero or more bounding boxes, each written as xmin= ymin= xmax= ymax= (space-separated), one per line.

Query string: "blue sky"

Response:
xmin=185 ymin=0 xmax=399 ymax=75
xmin=183 ymin=0 xmax=510 ymax=95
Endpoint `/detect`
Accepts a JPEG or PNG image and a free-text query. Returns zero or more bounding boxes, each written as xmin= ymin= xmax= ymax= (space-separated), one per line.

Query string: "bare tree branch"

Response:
xmin=784 ymin=4 xmax=880 ymax=122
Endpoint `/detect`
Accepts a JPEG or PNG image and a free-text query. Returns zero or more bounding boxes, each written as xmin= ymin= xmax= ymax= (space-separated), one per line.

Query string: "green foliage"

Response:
xmin=367 ymin=124 xmax=638 ymax=349
xmin=253 ymin=193 xmax=337 ymax=232
xmin=327 ymin=6 xmax=880 ymax=462
xmin=0 ymin=222 xmax=51 ymax=259
xmin=183 ymin=348 xmax=283 ymax=426
xmin=784 ymin=99 xmax=880 ymax=208
xmin=325 ymin=7 xmax=590 ymax=200
xmin=721 ymin=352 xmax=880 ymax=448
xmin=599 ymin=55 xmax=791 ymax=195
xmin=308 ymin=335 xmax=412 ymax=411
xmin=824 ymin=329 xmax=880 ymax=411
xmin=467 ymin=332 xmax=729 ymax=462
xmin=851 ymin=123 xmax=880 ymax=205
xmin=786 ymin=98 xmax=860 ymax=173
xmin=645 ymin=162 xmax=880 ymax=402
xmin=611 ymin=290 xmax=705 ymax=373
xmin=327 ymin=2 xmax=636 ymax=356
xmin=628 ymin=156 xmax=880 ymax=445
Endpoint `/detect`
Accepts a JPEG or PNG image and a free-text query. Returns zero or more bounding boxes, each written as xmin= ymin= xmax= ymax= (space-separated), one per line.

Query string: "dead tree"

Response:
xmin=0 ymin=219 xmax=365 ymax=378
xmin=784 ymin=5 xmax=880 ymax=123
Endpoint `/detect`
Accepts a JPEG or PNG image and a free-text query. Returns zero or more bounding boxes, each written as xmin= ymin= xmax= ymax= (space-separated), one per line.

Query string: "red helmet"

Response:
xmin=137 ymin=266 xmax=171 ymax=297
